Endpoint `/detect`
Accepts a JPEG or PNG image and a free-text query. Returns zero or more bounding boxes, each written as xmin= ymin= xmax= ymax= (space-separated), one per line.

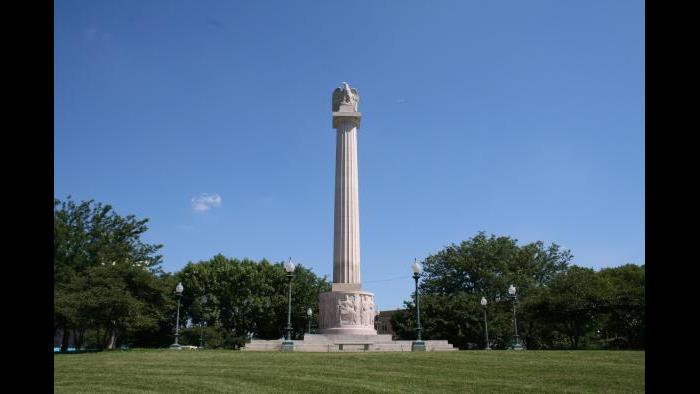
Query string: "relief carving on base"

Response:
xmin=319 ymin=291 xmax=376 ymax=330
xmin=337 ymin=294 xmax=375 ymax=327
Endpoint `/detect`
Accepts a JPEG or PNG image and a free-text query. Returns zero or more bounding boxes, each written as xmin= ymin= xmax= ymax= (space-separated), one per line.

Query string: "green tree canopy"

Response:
xmin=393 ymin=232 xmax=573 ymax=349
xmin=391 ymin=232 xmax=644 ymax=350
xmin=420 ymin=232 xmax=572 ymax=300
xmin=524 ymin=266 xmax=607 ymax=349
xmin=597 ymin=264 xmax=645 ymax=349
xmin=54 ymin=197 xmax=167 ymax=350
xmin=176 ymin=255 xmax=331 ymax=342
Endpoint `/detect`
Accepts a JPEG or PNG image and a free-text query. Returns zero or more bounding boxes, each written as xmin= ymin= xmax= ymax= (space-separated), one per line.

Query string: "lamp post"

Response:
xmin=200 ymin=295 xmax=207 ymax=349
xmin=307 ymin=307 xmax=312 ymax=334
xmin=411 ymin=260 xmax=426 ymax=351
xmin=170 ymin=282 xmax=184 ymax=349
xmin=282 ymin=258 xmax=296 ymax=352
xmin=508 ymin=284 xmax=523 ymax=350
xmin=481 ymin=296 xmax=491 ymax=350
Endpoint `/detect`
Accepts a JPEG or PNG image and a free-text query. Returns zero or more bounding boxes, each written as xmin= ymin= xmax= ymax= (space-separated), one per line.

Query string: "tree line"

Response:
xmin=390 ymin=233 xmax=645 ymax=350
xmin=54 ymin=197 xmax=644 ymax=350
xmin=54 ymin=197 xmax=330 ymax=350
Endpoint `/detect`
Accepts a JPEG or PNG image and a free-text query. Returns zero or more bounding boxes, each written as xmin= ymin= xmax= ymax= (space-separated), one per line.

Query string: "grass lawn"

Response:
xmin=54 ymin=349 xmax=644 ymax=393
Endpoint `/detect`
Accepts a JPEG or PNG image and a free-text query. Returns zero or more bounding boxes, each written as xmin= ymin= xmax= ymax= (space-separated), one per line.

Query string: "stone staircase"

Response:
xmin=242 ymin=339 xmax=283 ymax=351
xmin=243 ymin=334 xmax=458 ymax=352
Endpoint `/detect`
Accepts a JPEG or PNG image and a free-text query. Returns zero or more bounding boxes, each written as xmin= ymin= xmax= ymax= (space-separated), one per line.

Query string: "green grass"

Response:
xmin=54 ymin=349 xmax=644 ymax=393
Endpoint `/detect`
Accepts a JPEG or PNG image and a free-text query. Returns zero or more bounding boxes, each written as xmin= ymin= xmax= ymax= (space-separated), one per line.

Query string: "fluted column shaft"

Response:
xmin=333 ymin=119 xmax=360 ymax=284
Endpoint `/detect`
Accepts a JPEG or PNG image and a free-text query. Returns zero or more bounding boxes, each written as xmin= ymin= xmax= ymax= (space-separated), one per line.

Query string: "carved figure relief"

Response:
xmin=361 ymin=296 xmax=375 ymax=326
xmin=353 ymin=295 xmax=362 ymax=325
xmin=332 ymin=82 xmax=360 ymax=112
xmin=338 ymin=295 xmax=356 ymax=325
xmin=360 ymin=297 xmax=369 ymax=326
xmin=334 ymin=293 xmax=375 ymax=327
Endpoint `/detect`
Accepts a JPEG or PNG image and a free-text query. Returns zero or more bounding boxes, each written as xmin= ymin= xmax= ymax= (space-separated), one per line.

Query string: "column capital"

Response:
xmin=332 ymin=112 xmax=362 ymax=129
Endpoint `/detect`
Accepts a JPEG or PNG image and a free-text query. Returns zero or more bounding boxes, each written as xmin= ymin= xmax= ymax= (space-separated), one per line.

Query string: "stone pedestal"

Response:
xmin=319 ymin=290 xmax=377 ymax=336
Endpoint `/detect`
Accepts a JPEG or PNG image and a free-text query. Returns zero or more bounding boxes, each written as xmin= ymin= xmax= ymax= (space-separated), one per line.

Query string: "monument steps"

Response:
xmin=243 ymin=335 xmax=458 ymax=352
xmin=241 ymin=339 xmax=282 ymax=351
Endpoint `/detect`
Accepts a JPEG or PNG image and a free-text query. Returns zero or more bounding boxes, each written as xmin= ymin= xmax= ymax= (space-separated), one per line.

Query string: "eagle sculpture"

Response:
xmin=332 ymin=82 xmax=360 ymax=112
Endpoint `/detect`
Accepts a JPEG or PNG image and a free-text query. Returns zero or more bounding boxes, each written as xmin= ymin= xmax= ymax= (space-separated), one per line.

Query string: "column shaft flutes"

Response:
xmin=333 ymin=120 xmax=361 ymax=284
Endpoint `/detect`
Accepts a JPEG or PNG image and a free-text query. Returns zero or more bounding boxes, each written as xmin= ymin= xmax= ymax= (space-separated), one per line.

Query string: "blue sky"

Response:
xmin=54 ymin=0 xmax=644 ymax=310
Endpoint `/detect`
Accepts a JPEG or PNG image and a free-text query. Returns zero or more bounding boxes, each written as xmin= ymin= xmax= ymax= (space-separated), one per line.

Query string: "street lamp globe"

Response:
xmin=284 ymin=258 xmax=296 ymax=273
xmin=481 ymin=296 xmax=487 ymax=306
xmin=176 ymin=282 xmax=184 ymax=294
xmin=508 ymin=284 xmax=516 ymax=296
xmin=411 ymin=260 xmax=422 ymax=275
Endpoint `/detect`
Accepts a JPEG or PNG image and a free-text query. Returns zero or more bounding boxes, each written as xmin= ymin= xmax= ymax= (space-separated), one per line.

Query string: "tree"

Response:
xmin=391 ymin=293 xmax=489 ymax=349
xmin=54 ymin=197 xmax=165 ymax=350
xmin=176 ymin=255 xmax=330 ymax=346
xmin=518 ymin=264 xmax=645 ymax=350
xmin=597 ymin=264 xmax=645 ymax=349
xmin=524 ymin=266 xmax=608 ymax=349
xmin=421 ymin=232 xmax=571 ymax=300
xmin=392 ymin=232 xmax=572 ymax=349
xmin=127 ymin=272 xmax=179 ymax=348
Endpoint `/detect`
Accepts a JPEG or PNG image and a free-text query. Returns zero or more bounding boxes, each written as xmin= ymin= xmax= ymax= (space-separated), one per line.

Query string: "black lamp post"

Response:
xmin=480 ymin=296 xmax=491 ymax=350
xmin=306 ymin=307 xmax=312 ymax=335
xmin=411 ymin=259 xmax=426 ymax=351
xmin=281 ymin=258 xmax=296 ymax=352
xmin=170 ymin=282 xmax=184 ymax=350
xmin=508 ymin=284 xmax=524 ymax=350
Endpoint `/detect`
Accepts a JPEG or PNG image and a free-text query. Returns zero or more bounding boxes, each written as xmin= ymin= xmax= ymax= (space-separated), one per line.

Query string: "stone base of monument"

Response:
xmin=318 ymin=290 xmax=378 ymax=336
xmin=243 ymin=334 xmax=458 ymax=352
xmin=242 ymin=288 xmax=458 ymax=352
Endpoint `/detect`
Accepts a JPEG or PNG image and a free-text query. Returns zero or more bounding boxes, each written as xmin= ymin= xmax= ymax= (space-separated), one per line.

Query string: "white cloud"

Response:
xmin=83 ymin=27 xmax=111 ymax=41
xmin=84 ymin=28 xmax=98 ymax=40
xmin=191 ymin=193 xmax=222 ymax=212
